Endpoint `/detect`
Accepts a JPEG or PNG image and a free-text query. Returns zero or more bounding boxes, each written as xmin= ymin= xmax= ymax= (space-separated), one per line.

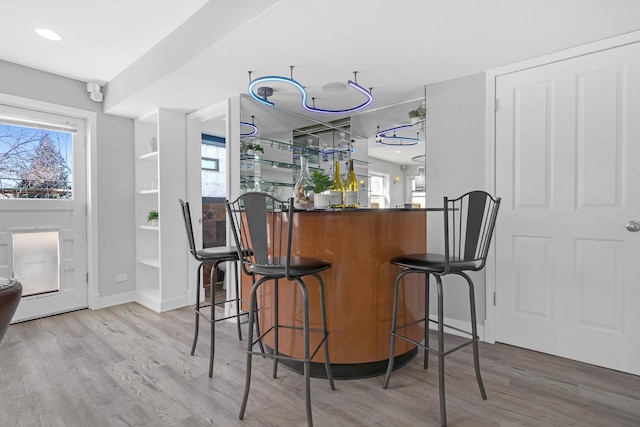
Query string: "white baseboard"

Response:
xmin=92 ymin=291 xmax=136 ymax=310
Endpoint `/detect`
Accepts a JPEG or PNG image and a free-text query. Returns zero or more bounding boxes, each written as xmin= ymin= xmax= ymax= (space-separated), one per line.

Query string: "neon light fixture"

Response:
xmin=240 ymin=122 xmax=257 ymax=136
xmin=248 ymin=67 xmax=373 ymax=114
xmin=240 ymin=115 xmax=258 ymax=137
xmin=376 ymin=123 xmax=423 ymax=146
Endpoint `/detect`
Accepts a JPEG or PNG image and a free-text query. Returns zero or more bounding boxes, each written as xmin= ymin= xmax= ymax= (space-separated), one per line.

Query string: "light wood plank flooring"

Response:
xmin=1 ymin=303 xmax=639 ymax=427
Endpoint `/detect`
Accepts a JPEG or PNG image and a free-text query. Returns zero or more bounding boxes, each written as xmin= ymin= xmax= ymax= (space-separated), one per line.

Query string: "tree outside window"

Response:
xmin=0 ymin=124 xmax=73 ymax=199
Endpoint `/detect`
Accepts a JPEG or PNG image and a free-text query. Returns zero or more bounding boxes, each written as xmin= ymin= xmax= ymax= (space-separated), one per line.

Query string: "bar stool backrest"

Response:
xmin=444 ymin=190 xmax=501 ymax=273
xmin=179 ymin=199 xmax=199 ymax=258
xmin=227 ymin=192 xmax=294 ymax=279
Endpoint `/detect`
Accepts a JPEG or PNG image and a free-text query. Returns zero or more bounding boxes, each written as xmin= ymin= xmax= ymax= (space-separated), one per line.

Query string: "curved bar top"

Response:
xmin=241 ymin=208 xmax=436 ymax=378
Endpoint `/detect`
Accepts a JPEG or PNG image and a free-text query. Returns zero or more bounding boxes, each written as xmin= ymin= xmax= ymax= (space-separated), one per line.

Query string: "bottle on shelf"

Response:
xmin=343 ymin=159 xmax=358 ymax=208
xmin=293 ymin=155 xmax=314 ymax=209
xmin=329 ymin=160 xmax=344 ymax=208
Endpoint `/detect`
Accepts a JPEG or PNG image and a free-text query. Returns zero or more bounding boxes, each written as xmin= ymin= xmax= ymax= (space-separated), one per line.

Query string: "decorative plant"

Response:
xmin=408 ymin=103 xmax=426 ymax=120
xmin=312 ymin=170 xmax=332 ymax=193
xmin=147 ymin=210 xmax=158 ymax=222
xmin=241 ymin=142 xmax=264 ymax=154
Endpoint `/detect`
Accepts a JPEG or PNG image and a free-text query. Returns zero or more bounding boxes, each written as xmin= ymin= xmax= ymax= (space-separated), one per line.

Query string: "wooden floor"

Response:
xmin=1 ymin=303 xmax=639 ymax=427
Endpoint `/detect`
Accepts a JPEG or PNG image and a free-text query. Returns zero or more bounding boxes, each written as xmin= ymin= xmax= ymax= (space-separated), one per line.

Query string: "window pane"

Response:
xmin=0 ymin=124 xmax=73 ymax=199
xmin=371 ymin=175 xmax=384 ymax=195
xmin=202 ymin=143 xmax=226 ymax=197
xmin=202 ymin=157 xmax=219 ymax=171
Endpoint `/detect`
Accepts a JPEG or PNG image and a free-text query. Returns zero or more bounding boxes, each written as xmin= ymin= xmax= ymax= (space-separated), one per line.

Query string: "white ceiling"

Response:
xmin=2 ymin=0 xmax=640 ymax=164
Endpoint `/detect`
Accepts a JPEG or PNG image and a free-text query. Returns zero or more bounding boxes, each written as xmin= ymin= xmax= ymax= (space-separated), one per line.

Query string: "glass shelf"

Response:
xmin=241 ymin=155 xmax=321 ymax=172
xmin=242 ymin=135 xmax=367 ymax=162
xmin=240 ymin=175 xmax=295 ymax=188
xmin=242 ymin=136 xmax=320 ymax=156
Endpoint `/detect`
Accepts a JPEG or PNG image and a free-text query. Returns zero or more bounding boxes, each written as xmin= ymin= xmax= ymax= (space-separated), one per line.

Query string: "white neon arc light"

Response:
xmin=248 ymin=76 xmax=373 ymax=114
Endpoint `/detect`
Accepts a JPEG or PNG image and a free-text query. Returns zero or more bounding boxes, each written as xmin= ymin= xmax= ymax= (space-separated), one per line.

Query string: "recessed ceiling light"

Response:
xmin=35 ymin=28 xmax=62 ymax=41
xmin=394 ymin=150 xmax=401 ymax=154
xmin=321 ymin=82 xmax=348 ymax=92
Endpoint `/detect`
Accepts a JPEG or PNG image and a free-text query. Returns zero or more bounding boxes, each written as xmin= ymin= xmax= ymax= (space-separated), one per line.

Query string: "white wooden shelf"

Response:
xmin=139 ymin=225 xmax=159 ymax=231
xmin=137 ymin=258 xmax=160 ymax=268
xmin=138 ymin=151 xmax=158 ymax=161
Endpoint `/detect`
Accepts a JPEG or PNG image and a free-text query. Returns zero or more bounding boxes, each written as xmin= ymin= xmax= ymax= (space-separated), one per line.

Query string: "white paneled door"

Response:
xmin=495 ymin=42 xmax=640 ymax=375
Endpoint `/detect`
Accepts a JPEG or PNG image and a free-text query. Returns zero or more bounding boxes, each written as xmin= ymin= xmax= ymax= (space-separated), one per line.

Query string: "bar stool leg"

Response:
xmin=239 ymin=279 xmax=261 ymax=420
xmin=435 ymin=274 xmax=447 ymax=427
xmin=316 ymin=274 xmax=335 ymax=390
xmin=383 ymin=270 xmax=406 ymax=389
xmin=232 ymin=261 xmax=243 ymax=341
xmin=461 ymin=272 xmax=487 ymax=400
xmin=298 ymin=279 xmax=313 ymax=427
xmin=190 ymin=263 xmax=204 ymax=356
xmin=272 ymin=279 xmax=279 ymax=379
xmin=209 ymin=261 xmax=220 ymax=378
xmin=251 ymin=275 xmax=265 ymax=355
xmin=424 ymin=273 xmax=430 ymax=369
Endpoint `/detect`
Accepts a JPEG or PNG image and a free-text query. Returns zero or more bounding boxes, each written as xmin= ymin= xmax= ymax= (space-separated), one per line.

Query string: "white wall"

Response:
xmin=425 ymin=72 xmax=488 ymax=325
xmin=0 ymin=60 xmax=136 ymax=301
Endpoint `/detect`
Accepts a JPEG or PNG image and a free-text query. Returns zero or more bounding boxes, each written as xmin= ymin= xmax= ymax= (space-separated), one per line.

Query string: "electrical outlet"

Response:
xmin=116 ymin=274 xmax=128 ymax=283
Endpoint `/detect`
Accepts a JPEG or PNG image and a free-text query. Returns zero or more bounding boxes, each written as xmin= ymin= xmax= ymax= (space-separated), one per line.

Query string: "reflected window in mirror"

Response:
xmin=370 ymin=173 xmax=389 ymax=208
xmin=202 ymin=134 xmax=227 ymax=198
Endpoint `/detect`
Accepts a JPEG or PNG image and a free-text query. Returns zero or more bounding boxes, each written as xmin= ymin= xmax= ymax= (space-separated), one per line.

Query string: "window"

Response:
xmin=202 ymin=157 xmax=219 ymax=172
xmin=201 ymin=134 xmax=226 ymax=198
xmin=0 ymin=123 xmax=73 ymax=199
xmin=410 ymin=178 xmax=426 ymax=208
xmin=369 ymin=173 xmax=389 ymax=208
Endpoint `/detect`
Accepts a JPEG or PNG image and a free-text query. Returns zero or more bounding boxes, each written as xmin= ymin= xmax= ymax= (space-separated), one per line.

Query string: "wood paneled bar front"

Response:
xmin=240 ymin=208 xmax=436 ymax=379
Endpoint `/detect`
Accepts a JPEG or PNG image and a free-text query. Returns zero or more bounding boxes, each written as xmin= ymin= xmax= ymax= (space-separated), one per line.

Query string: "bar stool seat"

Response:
xmin=227 ymin=192 xmax=335 ymax=427
xmin=392 ymin=253 xmax=478 ymax=271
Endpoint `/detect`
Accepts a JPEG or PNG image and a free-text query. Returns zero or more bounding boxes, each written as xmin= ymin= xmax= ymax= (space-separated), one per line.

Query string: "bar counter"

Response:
xmin=241 ymin=208 xmax=437 ymax=379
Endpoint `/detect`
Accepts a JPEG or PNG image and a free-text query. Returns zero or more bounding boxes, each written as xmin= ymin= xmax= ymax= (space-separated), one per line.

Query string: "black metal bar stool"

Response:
xmin=383 ymin=190 xmax=500 ymax=427
xmin=179 ymin=199 xmax=253 ymax=378
xmin=227 ymin=192 xmax=335 ymax=427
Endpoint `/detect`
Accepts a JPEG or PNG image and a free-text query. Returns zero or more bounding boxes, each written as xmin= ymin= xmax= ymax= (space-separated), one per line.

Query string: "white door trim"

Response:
xmin=185 ymin=99 xmax=228 ymax=306
xmin=484 ymin=29 xmax=640 ymax=344
xmin=0 ymin=92 xmax=99 ymax=310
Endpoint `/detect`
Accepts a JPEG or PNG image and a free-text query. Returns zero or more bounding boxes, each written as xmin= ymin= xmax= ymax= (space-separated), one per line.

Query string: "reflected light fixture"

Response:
xmin=248 ymin=67 xmax=373 ymax=114
xmin=35 ymin=28 xmax=62 ymax=41
xmin=376 ymin=124 xmax=421 ymax=146
xmin=240 ymin=115 xmax=258 ymax=137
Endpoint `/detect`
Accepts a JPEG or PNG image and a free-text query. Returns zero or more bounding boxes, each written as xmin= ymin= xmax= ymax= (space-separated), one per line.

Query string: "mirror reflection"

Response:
xmin=236 ymin=87 xmax=426 ymax=208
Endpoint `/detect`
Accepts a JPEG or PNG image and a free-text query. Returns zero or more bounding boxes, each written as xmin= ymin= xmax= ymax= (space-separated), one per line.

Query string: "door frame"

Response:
xmin=483 ymin=30 xmax=640 ymax=344
xmin=0 ymin=92 xmax=99 ymax=311
xmin=185 ymin=99 xmax=229 ymax=305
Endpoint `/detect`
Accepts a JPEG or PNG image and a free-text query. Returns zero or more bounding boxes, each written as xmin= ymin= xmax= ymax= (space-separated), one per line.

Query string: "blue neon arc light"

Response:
xmin=376 ymin=121 xmax=424 ymax=146
xmin=240 ymin=122 xmax=258 ymax=137
xmin=248 ymin=75 xmax=373 ymax=114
